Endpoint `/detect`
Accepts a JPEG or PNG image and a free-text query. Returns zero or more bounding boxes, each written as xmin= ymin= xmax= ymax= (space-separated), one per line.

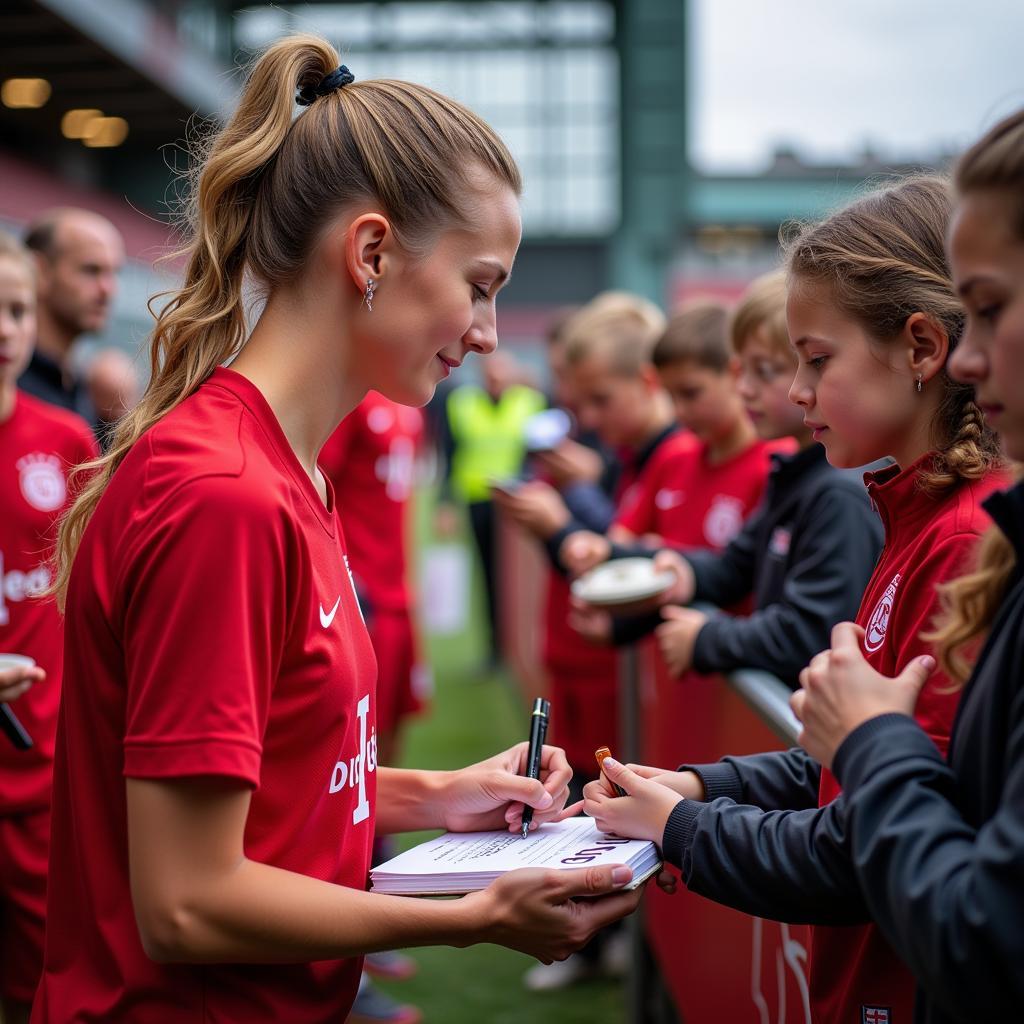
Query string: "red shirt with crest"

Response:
xmin=0 ymin=390 xmax=97 ymax=813
xmin=615 ymin=436 xmax=794 ymax=549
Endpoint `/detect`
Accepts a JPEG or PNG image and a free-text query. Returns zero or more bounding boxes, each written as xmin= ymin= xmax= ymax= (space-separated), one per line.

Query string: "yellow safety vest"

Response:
xmin=446 ymin=384 xmax=546 ymax=503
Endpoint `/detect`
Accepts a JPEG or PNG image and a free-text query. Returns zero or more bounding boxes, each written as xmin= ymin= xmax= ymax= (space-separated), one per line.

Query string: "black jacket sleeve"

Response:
xmin=690 ymin=484 xmax=880 ymax=687
xmin=560 ymin=481 xmax=616 ymax=534
xmin=658 ymin=791 xmax=870 ymax=926
xmin=541 ymin=483 xmax=620 ymax=575
xmin=833 ymin=712 xmax=1024 ymax=1022
xmin=681 ymin=747 xmax=821 ymax=810
xmin=685 ymin=512 xmax=761 ymax=610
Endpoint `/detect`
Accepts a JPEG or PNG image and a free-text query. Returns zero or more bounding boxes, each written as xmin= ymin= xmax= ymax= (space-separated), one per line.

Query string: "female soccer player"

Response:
xmin=34 ymin=36 xmax=640 ymax=1023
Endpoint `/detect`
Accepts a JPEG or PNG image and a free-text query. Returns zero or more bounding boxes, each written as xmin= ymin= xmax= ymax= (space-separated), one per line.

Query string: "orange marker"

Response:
xmin=595 ymin=746 xmax=627 ymax=797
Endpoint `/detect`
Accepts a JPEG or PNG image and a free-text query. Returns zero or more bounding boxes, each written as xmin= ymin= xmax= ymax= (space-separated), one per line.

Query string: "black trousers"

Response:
xmin=468 ymin=499 xmax=499 ymax=659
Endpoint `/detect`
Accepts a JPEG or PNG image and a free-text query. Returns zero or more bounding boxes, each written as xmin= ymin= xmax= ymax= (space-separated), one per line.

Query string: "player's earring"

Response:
xmin=364 ymin=278 xmax=376 ymax=312
xmin=915 ymin=374 xmax=923 ymax=394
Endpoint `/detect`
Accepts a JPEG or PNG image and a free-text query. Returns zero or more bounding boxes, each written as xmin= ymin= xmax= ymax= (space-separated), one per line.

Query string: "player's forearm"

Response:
xmin=138 ymin=855 xmax=480 ymax=964
xmin=375 ymin=766 xmax=450 ymax=833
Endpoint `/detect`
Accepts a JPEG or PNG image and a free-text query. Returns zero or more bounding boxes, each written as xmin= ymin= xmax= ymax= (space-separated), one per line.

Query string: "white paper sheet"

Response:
xmin=371 ymin=818 xmax=660 ymax=895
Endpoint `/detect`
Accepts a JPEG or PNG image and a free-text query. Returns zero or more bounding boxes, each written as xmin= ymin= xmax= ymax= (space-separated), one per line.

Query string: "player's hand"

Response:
xmin=442 ymin=742 xmax=573 ymax=834
xmin=655 ymin=606 xmax=708 ymax=677
xmin=0 ymin=664 xmax=44 ymax=703
xmin=559 ymin=531 xmax=612 ymax=576
xmin=652 ymin=549 xmax=696 ymax=605
xmin=791 ymin=622 xmax=934 ymax=769
xmin=533 ymin=440 xmax=603 ymax=487
xmin=493 ymin=481 xmax=571 ymax=540
xmin=583 ymin=756 xmax=683 ymax=846
xmin=469 ymin=863 xmax=643 ymax=964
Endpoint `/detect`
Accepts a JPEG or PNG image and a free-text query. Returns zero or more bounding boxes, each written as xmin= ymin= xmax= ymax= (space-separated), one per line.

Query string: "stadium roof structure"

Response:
xmin=0 ymin=0 xmax=237 ymax=208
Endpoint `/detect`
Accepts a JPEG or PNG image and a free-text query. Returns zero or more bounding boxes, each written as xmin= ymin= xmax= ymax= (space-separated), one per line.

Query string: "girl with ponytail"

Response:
xmin=794 ymin=108 xmax=1024 ymax=1023
xmin=34 ymin=36 xmax=641 ymax=1024
xmin=582 ymin=175 xmax=1007 ymax=1024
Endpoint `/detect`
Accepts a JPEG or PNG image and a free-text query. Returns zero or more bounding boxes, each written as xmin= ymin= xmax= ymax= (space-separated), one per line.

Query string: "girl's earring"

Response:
xmin=915 ymin=374 xmax=923 ymax=394
xmin=364 ymin=278 xmax=376 ymax=312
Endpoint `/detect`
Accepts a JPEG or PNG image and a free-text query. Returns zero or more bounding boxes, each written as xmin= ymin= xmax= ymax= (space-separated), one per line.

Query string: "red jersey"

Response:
xmin=34 ymin=369 xmax=378 ymax=1024
xmin=319 ymin=391 xmax=423 ymax=611
xmin=615 ymin=435 xmax=793 ymax=549
xmin=809 ymin=455 xmax=1006 ymax=1024
xmin=0 ymin=391 xmax=96 ymax=813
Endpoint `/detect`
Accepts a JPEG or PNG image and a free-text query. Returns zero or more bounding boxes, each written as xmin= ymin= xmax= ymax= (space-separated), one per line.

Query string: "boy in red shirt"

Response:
xmin=567 ymin=301 xmax=792 ymax=564
xmin=495 ymin=292 xmax=675 ymax=990
xmin=496 ymin=294 xmax=676 ymax=785
xmin=0 ymin=231 xmax=97 ymax=1023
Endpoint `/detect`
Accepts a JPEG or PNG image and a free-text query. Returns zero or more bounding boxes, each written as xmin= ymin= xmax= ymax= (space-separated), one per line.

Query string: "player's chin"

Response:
xmin=381 ymin=377 xmax=435 ymax=409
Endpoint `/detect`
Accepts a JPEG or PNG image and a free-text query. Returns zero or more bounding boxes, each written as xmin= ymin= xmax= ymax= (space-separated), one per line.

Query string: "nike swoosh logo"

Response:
xmin=320 ymin=596 xmax=341 ymax=628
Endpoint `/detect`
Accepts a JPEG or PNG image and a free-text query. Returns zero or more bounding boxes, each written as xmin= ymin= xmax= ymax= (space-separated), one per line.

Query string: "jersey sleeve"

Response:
xmin=680 ymin=747 xmax=823 ymax=810
xmin=119 ymin=471 xmax=292 ymax=787
xmin=661 ymin=794 xmax=870 ymax=926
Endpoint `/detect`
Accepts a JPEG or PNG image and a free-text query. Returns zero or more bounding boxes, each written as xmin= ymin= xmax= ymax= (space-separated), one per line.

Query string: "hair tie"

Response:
xmin=296 ymin=65 xmax=355 ymax=106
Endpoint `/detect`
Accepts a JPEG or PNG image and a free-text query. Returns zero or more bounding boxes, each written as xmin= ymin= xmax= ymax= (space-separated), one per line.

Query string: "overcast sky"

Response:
xmin=691 ymin=0 xmax=1024 ymax=171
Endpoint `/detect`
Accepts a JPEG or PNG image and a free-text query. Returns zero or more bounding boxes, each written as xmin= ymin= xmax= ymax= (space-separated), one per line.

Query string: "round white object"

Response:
xmin=570 ymin=558 xmax=675 ymax=607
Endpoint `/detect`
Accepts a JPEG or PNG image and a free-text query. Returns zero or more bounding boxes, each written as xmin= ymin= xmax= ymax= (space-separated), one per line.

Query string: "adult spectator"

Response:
xmin=20 ymin=209 xmax=125 ymax=425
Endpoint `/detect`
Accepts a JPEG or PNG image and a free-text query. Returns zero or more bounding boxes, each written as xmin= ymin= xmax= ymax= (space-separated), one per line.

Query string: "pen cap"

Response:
xmin=531 ymin=697 xmax=550 ymax=719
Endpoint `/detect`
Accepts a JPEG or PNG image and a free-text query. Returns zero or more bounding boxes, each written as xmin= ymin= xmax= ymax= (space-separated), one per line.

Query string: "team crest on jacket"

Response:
xmin=864 ymin=573 xmax=901 ymax=653
xmin=768 ymin=526 xmax=792 ymax=557
xmin=862 ymin=1006 xmax=890 ymax=1023
xmin=17 ymin=453 xmax=66 ymax=512
xmin=703 ymin=494 xmax=744 ymax=548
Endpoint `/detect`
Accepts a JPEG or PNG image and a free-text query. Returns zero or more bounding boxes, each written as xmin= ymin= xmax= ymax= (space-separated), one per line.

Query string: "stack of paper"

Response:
xmin=370 ymin=817 xmax=661 ymax=896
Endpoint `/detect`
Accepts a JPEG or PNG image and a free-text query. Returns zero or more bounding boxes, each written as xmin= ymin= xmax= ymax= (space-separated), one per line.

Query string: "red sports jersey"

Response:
xmin=319 ymin=391 xmax=423 ymax=611
xmin=34 ymin=369 xmax=378 ymax=1024
xmin=809 ymin=455 xmax=1006 ymax=1024
xmin=0 ymin=390 xmax=96 ymax=813
xmin=615 ymin=435 xmax=794 ymax=548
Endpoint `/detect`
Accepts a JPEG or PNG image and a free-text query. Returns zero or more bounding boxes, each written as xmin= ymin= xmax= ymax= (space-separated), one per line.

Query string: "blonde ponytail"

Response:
xmin=53 ymin=34 xmax=520 ymax=606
